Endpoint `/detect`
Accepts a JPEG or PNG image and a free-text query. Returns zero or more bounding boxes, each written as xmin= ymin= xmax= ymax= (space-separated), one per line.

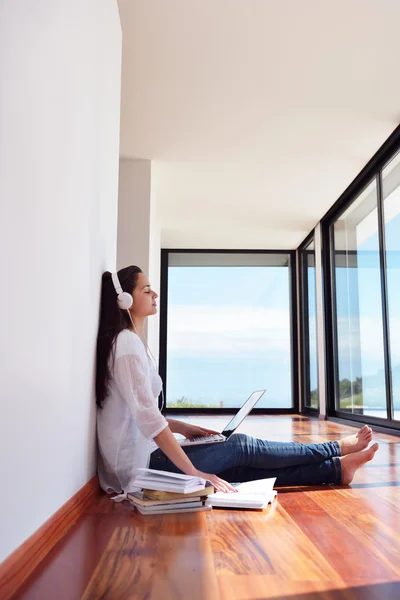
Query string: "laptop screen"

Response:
xmin=222 ymin=390 xmax=265 ymax=439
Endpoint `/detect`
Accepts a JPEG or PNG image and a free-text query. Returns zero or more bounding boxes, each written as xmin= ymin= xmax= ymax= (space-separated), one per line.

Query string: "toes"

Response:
xmin=359 ymin=425 xmax=372 ymax=438
xmin=368 ymin=442 xmax=379 ymax=456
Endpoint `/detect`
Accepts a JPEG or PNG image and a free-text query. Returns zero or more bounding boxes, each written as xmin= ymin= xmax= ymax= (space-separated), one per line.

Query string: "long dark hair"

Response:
xmin=96 ymin=265 xmax=142 ymax=408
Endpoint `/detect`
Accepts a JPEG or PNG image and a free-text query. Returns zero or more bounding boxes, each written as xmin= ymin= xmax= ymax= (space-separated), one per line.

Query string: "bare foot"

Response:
xmin=338 ymin=425 xmax=373 ymax=455
xmin=339 ymin=442 xmax=379 ymax=484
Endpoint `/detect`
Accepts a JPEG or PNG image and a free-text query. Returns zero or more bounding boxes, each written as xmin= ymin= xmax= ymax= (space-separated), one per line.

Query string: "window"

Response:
xmin=161 ymin=252 xmax=296 ymax=411
xmin=318 ymin=129 xmax=400 ymax=428
xmin=382 ymin=151 xmax=400 ymax=420
xmin=300 ymin=239 xmax=319 ymax=410
xmin=332 ymin=180 xmax=387 ymax=418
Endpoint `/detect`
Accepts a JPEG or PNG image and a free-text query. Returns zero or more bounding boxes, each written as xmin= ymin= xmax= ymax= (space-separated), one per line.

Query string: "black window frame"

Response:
xmin=321 ymin=125 xmax=400 ymax=430
xmin=159 ymin=249 xmax=299 ymax=415
xmin=298 ymin=232 xmax=319 ymax=416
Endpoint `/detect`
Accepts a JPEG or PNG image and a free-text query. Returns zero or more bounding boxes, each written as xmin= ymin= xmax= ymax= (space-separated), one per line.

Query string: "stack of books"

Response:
xmin=127 ymin=468 xmax=214 ymax=515
xmin=127 ymin=469 xmax=278 ymax=514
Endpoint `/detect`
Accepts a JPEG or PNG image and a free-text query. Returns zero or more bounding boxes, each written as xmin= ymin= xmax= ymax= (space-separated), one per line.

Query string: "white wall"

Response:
xmin=117 ymin=158 xmax=162 ymax=358
xmin=148 ymin=188 xmax=162 ymax=359
xmin=117 ymin=158 xmax=151 ymax=272
xmin=0 ymin=0 xmax=122 ymax=562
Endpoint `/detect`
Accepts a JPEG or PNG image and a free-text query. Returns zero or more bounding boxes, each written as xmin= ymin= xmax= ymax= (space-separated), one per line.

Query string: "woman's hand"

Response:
xmin=178 ymin=422 xmax=221 ymax=439
xmin=153 ymin=427 xmax=237 ymax=494
xmin=194 ymin=470 xmax=238 ymax=493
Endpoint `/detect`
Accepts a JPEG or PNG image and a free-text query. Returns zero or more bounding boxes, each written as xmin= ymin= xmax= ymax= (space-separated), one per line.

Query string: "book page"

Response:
xmin=234 ymin=477 xmax=276 ymax=494
xmin=136 ymin=468 xmax=206 ymax=484
xmin=208 ymin=478 xmax=277 ymax=505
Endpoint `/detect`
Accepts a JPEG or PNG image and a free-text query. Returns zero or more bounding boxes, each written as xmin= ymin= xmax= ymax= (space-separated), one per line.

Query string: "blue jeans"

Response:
xmin=149 ymin=433 xmax=342 ymax=485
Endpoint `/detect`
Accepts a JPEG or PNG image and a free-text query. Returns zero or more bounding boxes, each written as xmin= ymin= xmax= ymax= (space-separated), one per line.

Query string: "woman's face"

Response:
xmin=130 ymin=272 xmax=158 ymax=318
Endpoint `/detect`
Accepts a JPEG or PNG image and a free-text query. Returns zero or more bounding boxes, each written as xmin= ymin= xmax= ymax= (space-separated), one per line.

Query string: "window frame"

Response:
xmin=298 ymin=232 xmax=319 ymax=415
xmin=321 ymin=125 xmax=400 ymax=430
xmin=159 ymin=249 xmax=299 ymax=415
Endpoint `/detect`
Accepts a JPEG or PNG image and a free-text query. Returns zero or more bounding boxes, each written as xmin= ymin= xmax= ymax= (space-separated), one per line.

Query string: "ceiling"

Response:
xmin=118 ymin=0 xmax=400 ymax=249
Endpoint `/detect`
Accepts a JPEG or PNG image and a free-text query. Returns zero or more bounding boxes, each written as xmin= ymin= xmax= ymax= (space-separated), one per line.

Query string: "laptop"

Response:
xmin=179 ymin=390 xmax=266 ymax=446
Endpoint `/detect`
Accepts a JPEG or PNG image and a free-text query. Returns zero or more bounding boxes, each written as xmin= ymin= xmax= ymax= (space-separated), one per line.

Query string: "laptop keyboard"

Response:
xmin=188 ymin=434 xmax=224 ymax=443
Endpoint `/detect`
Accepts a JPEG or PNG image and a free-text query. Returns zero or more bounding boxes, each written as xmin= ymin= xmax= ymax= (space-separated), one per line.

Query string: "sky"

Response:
xmin=166 ymin=265 xmax=292 ymax=409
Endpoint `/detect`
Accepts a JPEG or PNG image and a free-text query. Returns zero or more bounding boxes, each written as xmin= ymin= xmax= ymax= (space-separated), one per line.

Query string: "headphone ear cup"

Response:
xmin=117 ymin=292 xmax=133 ymax=310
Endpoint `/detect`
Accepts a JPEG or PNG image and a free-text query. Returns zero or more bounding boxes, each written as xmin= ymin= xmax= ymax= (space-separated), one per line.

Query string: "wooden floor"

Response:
xmin=11 ymin=416 xmax=400 ymax=600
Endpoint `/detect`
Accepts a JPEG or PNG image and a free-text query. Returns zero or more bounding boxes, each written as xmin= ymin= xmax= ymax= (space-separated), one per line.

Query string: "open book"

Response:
xmin=205 ymin=478 xmax=277 ymax=509
xmin=132 ymin=468 xmax=208 ymax=494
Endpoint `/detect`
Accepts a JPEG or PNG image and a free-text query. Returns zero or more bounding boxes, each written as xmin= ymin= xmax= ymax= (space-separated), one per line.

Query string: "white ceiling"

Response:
xmin=118 ymin=0 xmax=400 ymax=249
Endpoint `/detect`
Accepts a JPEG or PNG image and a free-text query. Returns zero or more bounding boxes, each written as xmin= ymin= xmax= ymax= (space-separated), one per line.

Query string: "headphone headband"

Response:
xmin=111 ymin=271 xmax=123 ymax=295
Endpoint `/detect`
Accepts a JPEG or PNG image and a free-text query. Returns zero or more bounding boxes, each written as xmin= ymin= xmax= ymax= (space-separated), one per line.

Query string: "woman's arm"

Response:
xmin=166 ymin=418 xmax=185 ymax=434
xmin=166 ymin=418 xmax=220 ymax=438
xmin=153 ymin=426 xmax=236 ymax=493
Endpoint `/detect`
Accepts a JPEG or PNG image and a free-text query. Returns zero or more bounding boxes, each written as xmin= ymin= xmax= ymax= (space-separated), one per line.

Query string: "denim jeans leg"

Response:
xmin=218 ymin=456 xmax=342 ymax=485
xmin=231 ymin=433 xmax=341 ymax=469
xmin=149 ymin=432 xmax=341 ymax=484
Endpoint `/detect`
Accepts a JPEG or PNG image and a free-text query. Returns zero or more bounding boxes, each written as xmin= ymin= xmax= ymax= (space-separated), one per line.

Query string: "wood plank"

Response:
xmin=12 ymin=514 xmax=137 ymax=600
xmin=80 ymin=519 xmax=162 ymax=600
xmin=218 ymin=575 xmax=347 ymax=600
xmin=0 ymin=477 xmax=100 ymax=600
xmin=207 ymin=509 xmax=276 ymax=576
xmin=218 ymin=576 xmax=400 ymax=600
xmin=150 ymin=513 xmax=219 ymax=600
xmin=279 ymin=489 xmax=399 ymax=581
xmin=208 ymin=502 xmax=342 ymax=582
xmin=306 ymin=488 xmax=400 ymax=578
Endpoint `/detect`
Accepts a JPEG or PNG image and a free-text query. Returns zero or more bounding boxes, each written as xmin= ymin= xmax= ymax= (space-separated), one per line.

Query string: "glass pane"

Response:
xmin=303 ymin=240 xmax=319 ymax=409
xmin=166 ymin=254 xmax=293 ymax=409
xmin=332 ymin=179 xmax=387 ymax=418
xmin=382 ymin=151 xmax=400 ymax=421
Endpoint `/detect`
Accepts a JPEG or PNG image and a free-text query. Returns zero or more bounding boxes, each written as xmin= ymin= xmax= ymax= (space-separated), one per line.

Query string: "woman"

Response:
xmin=96 ymin=266 xmax=378 ymax=497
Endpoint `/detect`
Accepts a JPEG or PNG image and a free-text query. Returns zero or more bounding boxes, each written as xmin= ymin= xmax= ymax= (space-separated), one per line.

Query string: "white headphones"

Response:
xmin=111 ymin=272 xmax=133 ymax=310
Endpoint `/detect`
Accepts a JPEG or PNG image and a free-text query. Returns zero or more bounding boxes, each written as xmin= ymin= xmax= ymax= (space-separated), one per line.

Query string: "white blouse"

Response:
xmin=97 ymin=329 xmax=168 ymax=495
